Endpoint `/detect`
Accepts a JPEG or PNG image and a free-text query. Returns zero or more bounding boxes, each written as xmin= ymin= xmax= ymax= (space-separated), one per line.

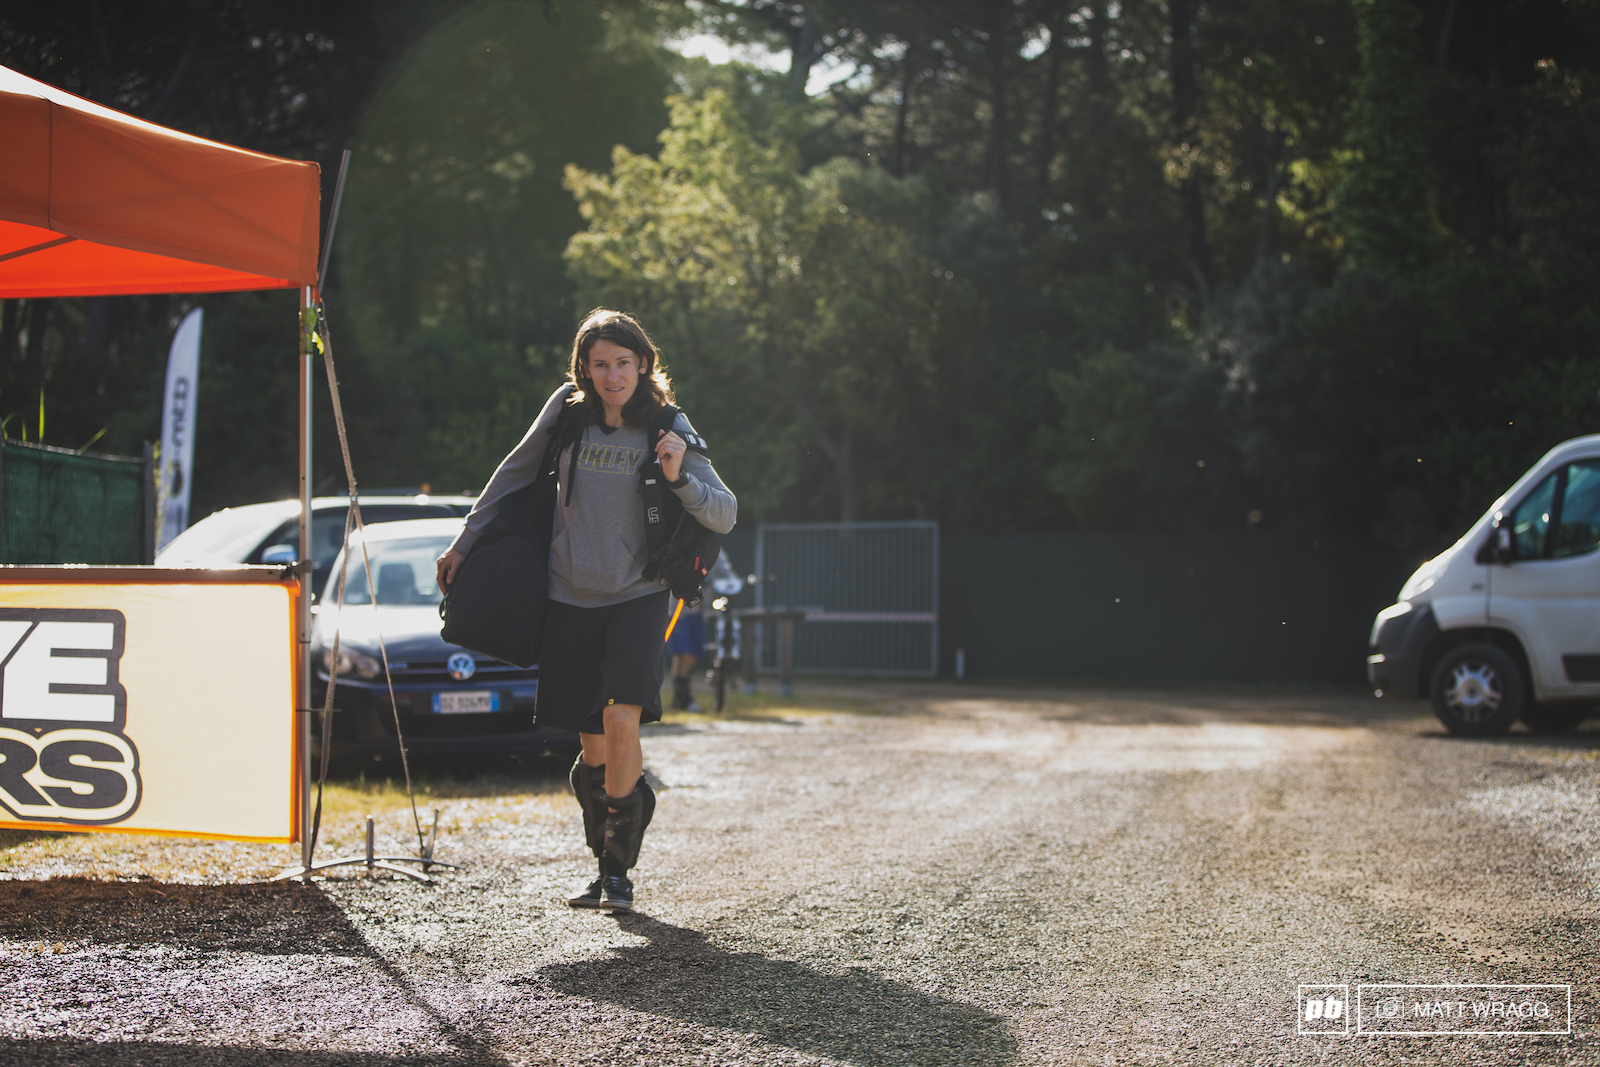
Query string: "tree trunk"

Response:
xmin=984 ymin=6 xmax=1010 ymax=213
xmin=143 ymin=32 xmax=196 ymax=122
xmin=23 ymin=299 xmax=51 ymax=369
xmin=1081 ymin=0 xmax=1114 ymax=217
xmin=892 ymin=44 xmax=916 ymax=178
xmin=813 ymin=424 xmax=858 ymax=522
xmin=1033 ymin=11 xmax=1065 ymax=207
xmin=0 ymin=301 xmax=18 ymax=366
xmin=82 ymin=297 xmax=110 ymax=363
xmin=786 ymin=7 xmax=817 ymax=107
xmin=1255 ymin=128 xmax=1288 ymax=269
xmin=1435 ymin=0 xmax=1460 ymax=68
xmin=1169 ymin=0 xmax=1213 ymax=301
xmin=22 ymin=298 xmax=52 ymax=439
xmin=1086 ymin=0 xmax=1113 ymax=146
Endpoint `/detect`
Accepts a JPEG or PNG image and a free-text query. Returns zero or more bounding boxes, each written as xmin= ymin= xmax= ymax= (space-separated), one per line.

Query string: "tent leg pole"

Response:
xmin=272 ymin=286 xmax=465 ymax=886
xmin=298 ymin=285 xmax=314 ymax=879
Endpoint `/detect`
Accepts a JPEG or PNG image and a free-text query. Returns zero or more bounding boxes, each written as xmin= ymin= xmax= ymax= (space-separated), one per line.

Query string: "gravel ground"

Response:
xmin=3 ymin=683 xmax=1600 ymax=1066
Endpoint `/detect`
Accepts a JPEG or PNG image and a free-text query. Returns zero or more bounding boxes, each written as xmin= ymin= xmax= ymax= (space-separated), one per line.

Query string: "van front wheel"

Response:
xmin=1430 ymin=643 xmax=1524 ymax=736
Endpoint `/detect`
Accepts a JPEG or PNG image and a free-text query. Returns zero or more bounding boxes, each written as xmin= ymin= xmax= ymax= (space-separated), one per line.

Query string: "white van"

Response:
xmin=1368 ymin=434 xmax=1600 ymax=735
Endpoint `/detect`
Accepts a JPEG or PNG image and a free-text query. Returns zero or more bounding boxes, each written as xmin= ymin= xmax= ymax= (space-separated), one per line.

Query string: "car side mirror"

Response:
xmin=1488 ymin=513 xmax=1513 ymax=564
xmin=260 ymin=544 xmax=297 ymax=565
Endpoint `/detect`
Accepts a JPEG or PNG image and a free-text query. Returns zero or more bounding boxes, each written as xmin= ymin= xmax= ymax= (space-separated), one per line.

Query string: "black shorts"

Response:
xmin=536 ymin=591 xmax=669 ymax=734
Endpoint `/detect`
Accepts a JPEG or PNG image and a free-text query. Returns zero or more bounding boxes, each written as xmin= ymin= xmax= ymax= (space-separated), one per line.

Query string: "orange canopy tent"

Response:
xmin=0 ymin=64 xmax=320 ymax=298
xmin=0 ymin=63 xmax=325 ymax=865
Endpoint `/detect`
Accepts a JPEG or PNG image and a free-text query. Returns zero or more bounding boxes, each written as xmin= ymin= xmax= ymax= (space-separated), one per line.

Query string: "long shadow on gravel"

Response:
xmin=0 ymin=878 xmax=508 ymax=1066
xmin=0 ymin=878 xmax=371 ymax=955
xmin=0 ymin=1038 xmax=469 ymax=1066
xmin=537 ymin=913 xmax=1018 ymax=1066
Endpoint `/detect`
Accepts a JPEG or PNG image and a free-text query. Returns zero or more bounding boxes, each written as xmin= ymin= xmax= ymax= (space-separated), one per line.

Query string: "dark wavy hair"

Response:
xmin=566 ymin=308 xmax=675 ymax=426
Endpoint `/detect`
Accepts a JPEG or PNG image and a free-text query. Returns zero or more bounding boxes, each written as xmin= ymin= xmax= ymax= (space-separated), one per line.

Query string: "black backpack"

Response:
xmin=640 ymin=404 xmax=720 ymax=608
xmin=438 ymin=390 xmax=585 ymax=667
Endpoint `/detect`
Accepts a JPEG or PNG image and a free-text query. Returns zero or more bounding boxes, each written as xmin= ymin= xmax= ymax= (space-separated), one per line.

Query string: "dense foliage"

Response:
xmin=2 ymin=0 xmax=1598 ymax=554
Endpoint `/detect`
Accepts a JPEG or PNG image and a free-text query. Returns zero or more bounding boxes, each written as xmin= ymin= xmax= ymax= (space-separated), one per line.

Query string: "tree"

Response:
xmin=6 ymin=0 xmax=1600 ymax=550
xmin=566 ymin=89 xmax=955 ymax=520
xmin=0 ymin=0 xmax=474 ymax=508
xmin=330 ymin=1 xmax=673 ymax=494
xmin=1336 ymin=0 xmax=1436 ymax=273
xmin=0 ymin=1 xmax=676 ymax=512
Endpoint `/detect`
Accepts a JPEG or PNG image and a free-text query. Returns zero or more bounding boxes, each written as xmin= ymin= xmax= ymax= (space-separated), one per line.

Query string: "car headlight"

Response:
xmin=321 ymin=645 xmax=382 ymax=680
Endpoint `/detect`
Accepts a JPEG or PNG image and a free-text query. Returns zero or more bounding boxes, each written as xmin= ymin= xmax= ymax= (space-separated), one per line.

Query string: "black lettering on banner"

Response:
xmin=0 ymin=735 xmax=48 ymax=806
xmin=39 ymin=739 xmax=130 ymax=810
xmin=0 ymin=609 xmax=140 ymax=825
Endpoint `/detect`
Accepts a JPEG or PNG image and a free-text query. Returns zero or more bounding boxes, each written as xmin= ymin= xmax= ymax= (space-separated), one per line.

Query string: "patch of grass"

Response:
xmin=657 ymin=684 xmax=880 ymax=724
xmin=313 ymin=767 xmax=568 ymax=819
xmin=0 ymin=828 xmax=66 ymax=851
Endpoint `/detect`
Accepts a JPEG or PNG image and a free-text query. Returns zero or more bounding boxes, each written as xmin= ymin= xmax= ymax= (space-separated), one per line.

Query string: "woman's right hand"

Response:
xmin=436 ymin=548 xmax=466 ymax=593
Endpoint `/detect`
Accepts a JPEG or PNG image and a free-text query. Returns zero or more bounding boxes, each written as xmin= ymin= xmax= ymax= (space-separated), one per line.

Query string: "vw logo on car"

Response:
xmin=447 ymin=652 xmax=477 ymax=682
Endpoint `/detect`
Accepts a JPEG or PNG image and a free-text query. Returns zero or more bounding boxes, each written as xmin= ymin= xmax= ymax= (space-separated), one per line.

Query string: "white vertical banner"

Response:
xmin=156 ymin=307 xmax=202 ymax=552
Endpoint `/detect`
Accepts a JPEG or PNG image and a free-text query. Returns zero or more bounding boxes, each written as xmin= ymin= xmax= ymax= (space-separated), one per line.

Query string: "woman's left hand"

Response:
xmin=656 ymin=430 xmax=687 ymax=483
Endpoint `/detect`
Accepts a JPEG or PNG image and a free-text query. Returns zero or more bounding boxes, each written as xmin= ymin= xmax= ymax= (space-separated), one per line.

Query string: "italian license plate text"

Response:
xmin=433 ymin=691 xmax=499 ymax=714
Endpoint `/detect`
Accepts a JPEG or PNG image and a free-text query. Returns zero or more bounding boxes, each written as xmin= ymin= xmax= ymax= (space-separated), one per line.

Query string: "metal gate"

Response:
xmin=753 ymin=521 xmax=939 ymax=677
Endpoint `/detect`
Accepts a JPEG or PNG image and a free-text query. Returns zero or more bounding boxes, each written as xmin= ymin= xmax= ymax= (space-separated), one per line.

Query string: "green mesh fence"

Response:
xmin=1 ymin=439 xmax=148 ymax=564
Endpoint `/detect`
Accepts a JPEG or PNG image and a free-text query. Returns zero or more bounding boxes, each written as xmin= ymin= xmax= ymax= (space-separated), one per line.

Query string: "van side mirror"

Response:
xmin=260 ymin=544 xmax=297 ymax=565
xmin=1488 ymin=513 xmax=1513 ymax=564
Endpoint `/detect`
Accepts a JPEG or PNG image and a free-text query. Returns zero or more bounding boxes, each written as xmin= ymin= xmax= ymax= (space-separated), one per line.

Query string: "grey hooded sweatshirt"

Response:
xmin=448 ymin=385 xmax=737 ymax=608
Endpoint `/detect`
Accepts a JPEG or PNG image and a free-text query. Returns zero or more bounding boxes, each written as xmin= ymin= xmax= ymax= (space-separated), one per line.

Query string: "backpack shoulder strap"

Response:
xmin=545 ymin=391 xmax=586 ymax=460
xmin=539 ymin=387 xmax=588 ymax=508
xmin=649 ymin=404 xmax=681 ymax=446
xmin=656 ymin=405 xmax=709 ymax=454
xmin=641 ymin=405 xmax=684 ymax=575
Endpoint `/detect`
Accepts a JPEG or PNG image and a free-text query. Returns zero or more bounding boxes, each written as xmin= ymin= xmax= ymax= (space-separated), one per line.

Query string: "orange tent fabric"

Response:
xmin=0 ymin=65 xmax=319 ymax=298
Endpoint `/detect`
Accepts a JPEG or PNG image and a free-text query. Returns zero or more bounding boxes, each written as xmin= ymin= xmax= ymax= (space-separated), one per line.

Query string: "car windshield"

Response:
xmin=331 ymin=536 xmax=453 ymax=606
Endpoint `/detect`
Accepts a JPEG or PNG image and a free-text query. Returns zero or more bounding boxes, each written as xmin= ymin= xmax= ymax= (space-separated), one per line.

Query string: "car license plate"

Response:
xmin=432 ymin=691 xmax=500 ymax=714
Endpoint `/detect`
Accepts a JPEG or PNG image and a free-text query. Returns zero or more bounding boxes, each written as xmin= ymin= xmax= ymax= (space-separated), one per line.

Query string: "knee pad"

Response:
xmin=602 ymin=777 xmax=656 ymax=872
xmin=569 ymin=754 xmax=607 ymax=857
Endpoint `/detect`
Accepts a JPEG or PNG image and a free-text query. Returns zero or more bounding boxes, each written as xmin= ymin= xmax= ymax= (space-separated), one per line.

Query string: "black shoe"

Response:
xmin=599 ymin=875 xmax=634 ymax=911
xmin=567 ymin=877 xmax=604 ymax=908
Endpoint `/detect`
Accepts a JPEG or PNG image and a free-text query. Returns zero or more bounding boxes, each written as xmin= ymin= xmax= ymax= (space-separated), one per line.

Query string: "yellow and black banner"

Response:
xmin=0 ymin=567 xmax=298 ymax=842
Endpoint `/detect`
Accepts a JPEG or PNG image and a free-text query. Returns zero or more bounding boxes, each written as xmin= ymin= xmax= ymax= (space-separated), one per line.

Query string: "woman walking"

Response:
xmin=436 ymin=308 xmax=736 ymax=911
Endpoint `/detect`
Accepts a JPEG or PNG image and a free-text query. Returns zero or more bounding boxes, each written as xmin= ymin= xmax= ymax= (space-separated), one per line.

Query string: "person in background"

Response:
xmin=667 ymin=607 xmax=706 ymax=711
